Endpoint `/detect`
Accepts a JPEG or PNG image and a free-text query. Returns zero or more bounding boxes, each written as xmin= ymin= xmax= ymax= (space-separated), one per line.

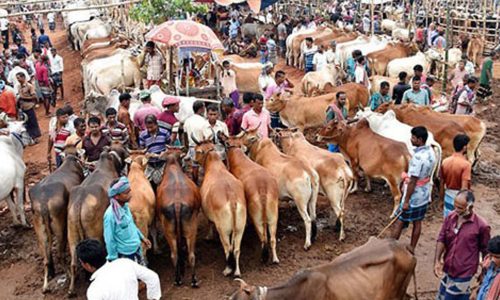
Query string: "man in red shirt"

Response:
xmin=233 ymin=92 xmax=254 ymax=133
xmin=0 ymin=81 xmax=17 ymax=118
xmin=35 ymin=55 xmax=53 ymax=116
xmin=157 ymin=96 xmax=180 ymax=144
xmin=434 ymin=190 xmax=490 ymax=300
xmin=221 ymin=97 xmax=240 ymax=136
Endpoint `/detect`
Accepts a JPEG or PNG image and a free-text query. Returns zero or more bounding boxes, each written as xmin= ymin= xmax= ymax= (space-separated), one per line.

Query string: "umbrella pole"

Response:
xmin=186 ymin=61 xmax=190 ymax=97
xmin=169 ymin=47 xmax=174 ymax=94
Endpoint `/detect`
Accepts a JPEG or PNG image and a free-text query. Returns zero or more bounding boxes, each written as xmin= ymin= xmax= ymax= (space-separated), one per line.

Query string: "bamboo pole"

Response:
xmin=442 ymin=1 xmax=451 ymax=92
xmin=482 ymin=0 xmax=487 ymax=55
xmin=0 ymin=0 xmax=73 ymax=7
xmin=370 ymin=0 xmax=375 ymax=36
xmin=5 ymin=0 xmax=140 ymax=17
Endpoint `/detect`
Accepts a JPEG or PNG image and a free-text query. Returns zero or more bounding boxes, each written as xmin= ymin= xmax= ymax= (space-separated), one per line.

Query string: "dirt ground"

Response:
xmin=0 ymin=22 xmax=499 ymax=300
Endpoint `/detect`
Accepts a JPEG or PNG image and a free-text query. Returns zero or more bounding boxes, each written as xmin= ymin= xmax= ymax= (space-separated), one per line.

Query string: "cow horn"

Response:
xmin=191 ymin=133 xmax=201 ymax=145
xmin=251 ymin=121 xmax=262 ymax=131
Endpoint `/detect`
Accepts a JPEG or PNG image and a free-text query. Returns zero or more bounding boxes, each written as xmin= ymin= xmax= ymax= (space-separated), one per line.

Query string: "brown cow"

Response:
xmin=276 ymin=130 xmax=353 ymax=241
xmin=29 ymin=147 xmax=84 ymax=293
xmin=230 ymin=238 xmax=416 ymax=300
xmin=127 ymin=155 xmax=156 ymax=260
xmin=266 ymin=83 xmax=369 ymax=130
xmin=238 ymin=129 xmax=319 ymax=250
xmin=408 ymin=105 xmax=486 ymax=163
xmin=81 ymin=37 xmax=112 ymax=54
xmin=156 ymin=148 xmax=201 ymax=286
xmin=314 ymin=31 xmax=358 ymax=48
xmin=317 ymin=119 xmax=411 ymax=215
xmin=467 ymin=35 xmax=484 ymax=66
xmin=82 ymin=40 xmax=130 ymax=62
xmin=375 ymin=103 xmax=466 ymax=159
xmin=67 ymin=144 xmax=129 ymax=296
xmin=367 ymin=42 xmax=419 ymax=75
xmin=193 ymin=139 xmax=247 ymax=277
xmin=223 ymin=135 xmax=280 ymax=263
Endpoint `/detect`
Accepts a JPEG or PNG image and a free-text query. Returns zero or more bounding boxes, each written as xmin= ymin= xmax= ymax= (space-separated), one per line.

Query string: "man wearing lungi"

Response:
xmin=392 ymin=126 xmax=436 ymax=252
xmin=434 ymin=190 xmax=490 ymax=300
xmin=49 ymin=48 xmax=64 ymax=101
xmin=439 ymin=134 xmax=471 ymax=217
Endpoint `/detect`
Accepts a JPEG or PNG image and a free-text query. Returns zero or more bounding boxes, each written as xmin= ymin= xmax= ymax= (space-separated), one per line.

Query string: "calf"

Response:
xmin=67 ymin=144 xmax=128 ymax=296
xmin=194 ymin=138 xmax=247 ymax=277
xmin=30 ymin=147 xmax=84 ymax=293
xmin=156 ymin=148 xmax=201 ymax=286
xmin=277 ymin=130 xmax=353 ymax=241
xmin=239 ymin=129 xmax=319 ymax=250
xmin=223 ymin=135 xmax=280 ymax=263
xmin=230 ymin=238 xmax=416 ymax=300
xmin=317 ymin=119 xmax=410 ymax=215
xmin=128 ymin=155 xmax=156 ymax=260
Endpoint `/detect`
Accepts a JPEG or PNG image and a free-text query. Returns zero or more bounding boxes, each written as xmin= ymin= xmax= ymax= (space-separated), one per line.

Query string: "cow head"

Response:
xmin=265 ymin=92 xmax=288 ymax=113
xmin=192 ymin=134 xmax=217 ymax=167
xmin=230 ymin=279 xmax=265 ymax=300
xmin=274 ymin=128 xmax=300 ymax=151
xmin=84 ymin=91 xmax=108 ymax=115
xmin=157 ymin=146 xmax=186 ymax=165
xmin=237 ymin=125 xmax=262 ymax=152
xmin=316 ymin=119 xmax=347 ymax=143
xmin=374 ymin=101 xmax=394 ymax=114
xmin=98 ymin=141 xmax=130 ymax=174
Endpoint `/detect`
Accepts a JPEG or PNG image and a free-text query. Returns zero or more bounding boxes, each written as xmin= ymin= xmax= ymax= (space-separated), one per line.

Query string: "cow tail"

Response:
xmin=175 ymin=203 xmax=186 ymax=276
xmin=227 ymin=200 xmax=238 ymax=270
xmin=260 ymin=193 xmax=270 ymax=263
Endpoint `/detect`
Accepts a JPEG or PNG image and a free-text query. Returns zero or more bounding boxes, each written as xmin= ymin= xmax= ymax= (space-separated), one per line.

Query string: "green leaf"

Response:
xmin=130 ymin=0 xmax=208 ymax=24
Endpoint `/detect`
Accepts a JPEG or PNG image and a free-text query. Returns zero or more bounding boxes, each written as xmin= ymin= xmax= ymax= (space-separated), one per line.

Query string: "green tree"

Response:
xmin=130 ymin=0 xmax=208 ymax=24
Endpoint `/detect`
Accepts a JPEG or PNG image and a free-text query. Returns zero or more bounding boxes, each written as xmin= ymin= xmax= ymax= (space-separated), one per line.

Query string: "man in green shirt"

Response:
xmin=477 ymin=51 xmax=498 ymax=102
xmin=325 ymin=91 xmax=348 ymax=152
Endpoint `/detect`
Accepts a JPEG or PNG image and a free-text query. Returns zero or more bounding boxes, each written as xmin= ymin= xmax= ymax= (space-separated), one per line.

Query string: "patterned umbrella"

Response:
xmin=145 ymin=20 xmax=223 ymax=52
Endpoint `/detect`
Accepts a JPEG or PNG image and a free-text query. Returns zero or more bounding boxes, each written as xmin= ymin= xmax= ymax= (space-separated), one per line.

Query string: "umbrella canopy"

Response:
xmin=215 ymin=0 xmax=280 ymax=13
xmin=145 ymin=20 xmax=223 ymax=52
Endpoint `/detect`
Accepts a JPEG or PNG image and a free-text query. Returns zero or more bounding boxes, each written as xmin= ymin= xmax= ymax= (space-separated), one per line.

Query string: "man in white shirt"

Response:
xmin=313 ymin=45 xmax=328 ymax=71
xmin=220 ymin=60 xmax=239 ymax=108
xmin=325 ymin=41 xmax=340 ymax=65
xmin=183 ymin=100 xmax=206 ymax=183
xmin=7 ymin=61 xmax=30 ymax=94
xmin=0 ymin=18 xmax=9 ymax=49
xmin=47 ymin=12 xmax=56 ymax=31
xmin=77 ymin=239 xmax=161 ymax=300
xmin=50 ymin=48 xmax=64 ymax=100
xmin=202 ymin=104 xmax=229 ymax=160
xmin=354 ymin=55 xmax=371 ymax=90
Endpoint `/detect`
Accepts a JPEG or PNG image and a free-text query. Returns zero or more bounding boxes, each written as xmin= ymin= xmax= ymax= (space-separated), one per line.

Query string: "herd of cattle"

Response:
xmin=0 ymin=5 xmax=493 ymax=299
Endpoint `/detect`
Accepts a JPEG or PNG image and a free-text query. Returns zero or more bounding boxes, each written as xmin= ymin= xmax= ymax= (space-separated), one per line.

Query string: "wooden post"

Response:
xmin=442 ymin=1 xmax=451 ymax=92
xmin=482 ymin=0 xmax=487 ymax=54
xmin=353 ymin=0 xmax=361 ymax=30
xmin=370 ymin=0 xmax=375 ymax=36
xmin=168 ymin=47 xmax=174 ymax=94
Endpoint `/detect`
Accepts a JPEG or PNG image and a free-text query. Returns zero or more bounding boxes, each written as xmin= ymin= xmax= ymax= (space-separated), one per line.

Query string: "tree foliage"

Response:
xmin=130 ymin=0 xmax=208 ymax=24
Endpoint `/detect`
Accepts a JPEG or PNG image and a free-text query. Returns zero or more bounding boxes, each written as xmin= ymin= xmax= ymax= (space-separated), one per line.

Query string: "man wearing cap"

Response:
xmin=104 ymin=177 xmax=152 ymax=264
xmin=133 ymin=90 xmax=161 ymax=132
xmin=0 ymin=81 xmax=17 ymax=118
xmin=158 ymin=96 xmax=180 ymax=145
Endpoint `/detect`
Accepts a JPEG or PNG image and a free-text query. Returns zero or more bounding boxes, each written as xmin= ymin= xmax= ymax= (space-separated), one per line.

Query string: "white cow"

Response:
xmin=386 ymin=51 xmax=440 ymax=78
xmin=355 ymin=108 xmax=442 ymax=179
xmin=392 ymin=28 xmax=414 ymax=42
xmin=335 ymin=36 xmax=371 ymax=68
xmin=0 ymin=120 xmax=30 ymax=226
xmin=301 ymin=64 xmax=345 ymax=96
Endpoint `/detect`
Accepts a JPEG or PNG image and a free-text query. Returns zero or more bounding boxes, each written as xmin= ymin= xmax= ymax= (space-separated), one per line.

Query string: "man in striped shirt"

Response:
xmin=139 ymin=115 xmax=170 ymax=188
xmin=47 ymin=108 xmax=75 ymax=168
xmin=102 ymin=108 xmax=129 ymax=146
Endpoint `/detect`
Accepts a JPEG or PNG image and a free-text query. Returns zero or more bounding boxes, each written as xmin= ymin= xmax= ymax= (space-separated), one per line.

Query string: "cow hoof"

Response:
xmin=222 ymin=267 xmax=232 ymax=277
xmin=233 ymin=272 xmax=241 ymax=279
xmin=364 ymin=187 xmax=372 ymax=193
xmin=42 ymin=287 xmax=51 ymax=294
xmin=303 ymin=243 xmax=311 ymax=251
xmin=67 ymin=291 xmax=76 ymax=298
xmin=272 ymin=258 xmax=280 ymax=264
xmin=174 ymin=280 xmax=182 ymax=287
xmin=191 ymin=277 xmax=199 ymax=288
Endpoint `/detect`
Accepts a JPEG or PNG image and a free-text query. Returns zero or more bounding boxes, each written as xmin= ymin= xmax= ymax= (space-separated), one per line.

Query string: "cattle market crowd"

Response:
xmin=0 ymin=1 xmax=499 ymax=300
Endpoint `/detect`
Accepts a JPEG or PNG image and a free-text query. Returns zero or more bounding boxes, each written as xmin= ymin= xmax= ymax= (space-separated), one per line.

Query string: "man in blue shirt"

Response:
xmin=477 ymin=235 xmax=500 ymax=300
xmin=402 ymin=76 xmax=430 ymax=106
xmin=346 ymin=49 xmax=362 ymax=81
xmin=139 ymin=114 xmax=170 ymax=187
xmin=103 ymin=177 xmax=151 ymax=264
xmin=370 ymin=81 xmax=391 ymax=111
xmin=303 ymin=37 xmax=316 ymax=73
xmin=392 ymin=126 xmax=436 ymax=252
xmin=37 ymin=28 xmax=52 ymax=48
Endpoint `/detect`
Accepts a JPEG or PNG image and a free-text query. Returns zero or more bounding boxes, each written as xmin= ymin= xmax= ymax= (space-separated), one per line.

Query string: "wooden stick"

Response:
xmin=0 ymin=0 xmax=72 ymax=7
xmin=376 ymin=211 xmax=402 ymax=238
xmin=4 ymin=0 xmax=140 ymax=17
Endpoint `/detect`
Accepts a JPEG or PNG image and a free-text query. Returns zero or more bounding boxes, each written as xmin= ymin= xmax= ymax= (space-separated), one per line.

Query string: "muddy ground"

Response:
xmin=0 ymin=20 xmax=498 ymax=300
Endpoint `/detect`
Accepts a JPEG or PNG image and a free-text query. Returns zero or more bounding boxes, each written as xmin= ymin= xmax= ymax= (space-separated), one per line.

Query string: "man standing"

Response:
xmin=354 ymin=56 xmax=370 ymax=89
xmin=325 ymin=41 xmax=339 ymax=65
xmin=158 ymin=96 xmax=180 ymax=144
xmin=477 ymin=51 xmax=496 ymax=102
xmin=402 ymin=76 xmax=430 ymax=106
xmin=233 ymin=92 xmax=254 ymax=133
xmin=313 ymin=45 xmax=328 ymax=71
xmin=35 ymin=55 xmax=53 ymax=116
xmin=0 ymin=80 xmax=17 ymax=118
xmin=277 ymin=16 xmax=288 ymax=58
xmin=82 ymin=117 xmax=112 ymax=163
xmin=440 ymin=134 xmax=472 ymax=217
xmin=183 ymin=101 xmax=206 ymax=184
xmin=221 ymin=98 xmax=240 ymax=136
xmin=476 ymin=236 xmax=500 ymax=300
xmin=370 ymin=81 xmax=391 ymax=111
xmin=65 ymin=117 xmax=86 ymax=150
xmin=220 ymin=60 xmax=239 ymax=108
xmin=325 ymin=91 xmax=349 ymax=152
xmin=303 ymin=37 xmax=317 ymax=73
xmin=133 ymin=90 xmax=161 ymax=131
xmin=104 ymin=177 xmax=152 ymax=264
xmin=16 ymin=73 xmax=41 ymax=142
xmin=48 ymin=108 xmax=75 ymax=168
xmin=267 ymin=33 xmax=278 ymax=66
xmin=455 ymin=77 xmax=477 ymax=115
xmin=77 ymin=239 xmax=161 ymax=300
xmin=37 ymin=29 xmax=52 ymax=48
xmin=392 ymin=126 xmax=436 ymax=252
xmin=393 ymin=71 xmax=411 ymax=105
xmin=117 ymin=93 xmax=137 ymax=148
xmin=47 ymin=12 xmax=56 ymax=32
xmin=49 ymin=48 xmax=64 ymax=101
xmin=102 ymin=108 xmax=129 ymax=146
xmin=241 ymin=94 xmax=271 ymax=138
xmin=0 ymin=17 xmax=9 ymax=49
xmin=202 ymin=104 xmax=229 ymax=159
xmin=141 ymin=41 xmax=165 ymax=88
xmin=139 ymin=115 xmax=170 ymax=187
xmin=434 ymin=190 xmax=490 ymax=300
